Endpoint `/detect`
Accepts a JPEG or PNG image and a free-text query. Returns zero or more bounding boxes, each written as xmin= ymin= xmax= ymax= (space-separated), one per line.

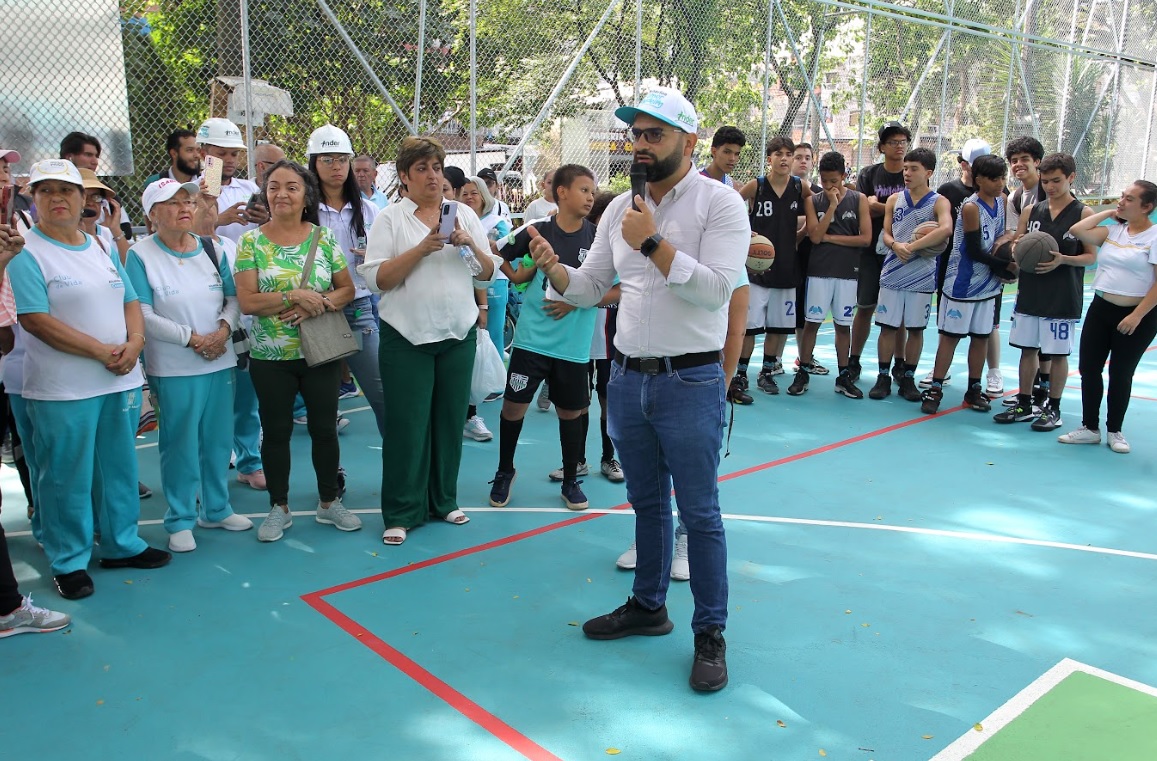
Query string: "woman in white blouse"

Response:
xmin=358 ymin=137 xmax=498 ymax=545
xmin=1060 ymin=180 xmax=1157 ymax=453
xmin=125 ymin=178 xmax=253 ymax=553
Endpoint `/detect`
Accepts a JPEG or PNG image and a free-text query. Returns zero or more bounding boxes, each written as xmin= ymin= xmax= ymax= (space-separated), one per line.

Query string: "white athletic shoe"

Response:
xmin=1057 ymin=426 xmax=1101 ymax=445
xmin=919 ymin=371 xmax=951 ymax=389
xmin=986 ymin=369 xmax=1004 ymax=396
xmin=463 ymin=415 xmax=493 ymax=442
xmin=548 ymin=462 xmax=589 ymax=482
xmin=616 ymin=541 xmax=637 ymax=570
xmin=670 ymin=535 xmax=690 ymax=581
xmin=1108 ymin=431 xmax=1131 ymax=454
xmin=197 ymin=513 xmax=254 ymax=531
xmin=168 ymin=529 xmax=197 ymax=553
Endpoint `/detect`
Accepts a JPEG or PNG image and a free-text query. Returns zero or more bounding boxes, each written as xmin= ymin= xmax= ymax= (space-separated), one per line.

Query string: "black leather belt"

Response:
xmin=615 ymin=350 xmax=721 ymax=375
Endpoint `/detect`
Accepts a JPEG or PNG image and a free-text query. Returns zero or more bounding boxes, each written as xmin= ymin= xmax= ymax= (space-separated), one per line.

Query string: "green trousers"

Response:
xmin=378 ymin=322 xmax=476 ymax=529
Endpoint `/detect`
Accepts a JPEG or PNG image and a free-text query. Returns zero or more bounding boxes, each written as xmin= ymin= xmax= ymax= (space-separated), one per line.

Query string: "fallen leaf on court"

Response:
xmin=124 ymin=580 xmax=133 ymax=585
xmin=96 ymin=700 xmax=104 ymax=706
xmin=776 ymin=720 xmax=786 ymax=728
xmin=1015 ymin=610 xmax=1034 ymax=617
xmin=819 ymin=750 xmax=827 ymax=757
xmin=568 ymin=622 xmax=579 ymax=626
xmin=922 ymin=734 xmax=933 ymax=740
xmin=371 ymin=552 xmax=378 ymax=557
xmin=513 ymin=595 xmax=519 ymax=599
xmin=587 ymin=578 xmax=592 ymax=583
xmin=606 ymin=749 xmax=621 ymax=755
xmin=974 ymin=723 xmax=984 ymax=732
xmin=464 ymin=587 xmax=470 ymax=592
xmin=986 ymin=462 xmax=994 ymax=466
xmin=861 ymin=623 xmax=870 ymax=627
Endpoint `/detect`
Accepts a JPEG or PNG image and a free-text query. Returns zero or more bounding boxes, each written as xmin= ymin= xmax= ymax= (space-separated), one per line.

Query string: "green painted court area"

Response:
xmin=968 ymin=672 xmax=1157 ymax=761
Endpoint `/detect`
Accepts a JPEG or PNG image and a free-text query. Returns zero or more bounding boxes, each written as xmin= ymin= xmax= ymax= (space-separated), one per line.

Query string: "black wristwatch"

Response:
xmin=640 ymin=233 xmax=664 ymax=258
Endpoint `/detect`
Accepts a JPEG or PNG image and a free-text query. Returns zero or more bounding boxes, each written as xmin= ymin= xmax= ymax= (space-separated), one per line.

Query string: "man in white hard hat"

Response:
xmin=197 ymin=117 xmax=267 ymax=243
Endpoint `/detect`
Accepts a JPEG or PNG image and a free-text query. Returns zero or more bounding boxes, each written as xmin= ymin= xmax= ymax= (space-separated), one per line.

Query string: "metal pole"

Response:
xmin=899 ymin=29 xmax=949 ymax=126
xmin=414 ymin=0 xmax=426 ymax=129
xmin=759 ymin=0 xmax=775 ymax=155
xmin=1099 ymin=0 xmax=1129 ymax=192
xmin=239 ymin=0 xmax=256 ymax=179
xmin=1056 ymin=0 xmax=1080 ymax=149
xmin=634 ymin=0 xmax=642 ymax=102
xmin=315 ymin=0 xmax=416 ymax=134
xmin=499 ymin=0 xmax=623 ymax=178
xmin=774 ymin=0 xmax=836 ymax=149
xmin=806 ymin=19 xmax=827 ymax=146
xmin=935 ymin=0 xmax=954 ymax=187
xmin=857 ymin=9 xmax=873 ymax=170
xmin=1142 ymin=70 xmax=1157 ymax=178
xmin=1072 ymin=68 xmax=1118 ymax=158
xmin=469 ymin=0 xmax=477 ymax=173
xmin=1001 ymin=0 xmax=1023 ymax=152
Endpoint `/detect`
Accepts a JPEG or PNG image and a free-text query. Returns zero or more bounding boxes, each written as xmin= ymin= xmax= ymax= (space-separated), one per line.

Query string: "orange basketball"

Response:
xmin=747 ymin=234 xmax=776 ymax=272
xmin=910 ymin=222 xmax=940 ymax=241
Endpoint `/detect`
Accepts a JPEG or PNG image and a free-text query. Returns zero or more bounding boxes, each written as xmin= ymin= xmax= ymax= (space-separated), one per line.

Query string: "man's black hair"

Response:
xmin=817 ymin=151 xmax=846 ymax=175
xmin=904 ymin=147 xmax=937 ymax=172
xmin=1038 ymin=152 xmax=1076 ymax=177
xmin=711 ymin=126 xmax=747 ymax=150
xmin=553 ymin=163 xmax=596 ymax=190
xmin=60 ymin=131 xmax=101 ymax=159
xmin=971 ymin=154 xmax=1007 ymax=181
xmin=165 ymin=129 xmax=197 ymax=155
xmin=1004 ymin=136 xmax=1045 ymax=163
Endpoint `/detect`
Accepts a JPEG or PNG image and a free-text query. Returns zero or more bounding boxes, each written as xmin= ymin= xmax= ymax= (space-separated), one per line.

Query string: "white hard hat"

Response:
xmin=307 ymin=124 xmax=354 ymax=157
xmin=197 ymin=117 xmax=246 ymax=149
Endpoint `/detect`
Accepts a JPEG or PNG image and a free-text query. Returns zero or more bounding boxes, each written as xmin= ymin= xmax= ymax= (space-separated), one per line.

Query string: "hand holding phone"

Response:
xmin=438 ymin=201 xmax=457 ymax=239
xmin=204 ymin=156 xmax=223 ymax=197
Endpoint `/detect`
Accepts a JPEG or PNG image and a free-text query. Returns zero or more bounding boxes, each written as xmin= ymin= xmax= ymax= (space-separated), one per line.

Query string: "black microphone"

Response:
xmin=629 ymin=162 xmax=648 ymax=211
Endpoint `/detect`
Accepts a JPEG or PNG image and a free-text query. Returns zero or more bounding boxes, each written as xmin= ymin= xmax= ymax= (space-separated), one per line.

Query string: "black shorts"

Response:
xmin=857 ymin=251 xmax=883 ymax=307
xmin=993 ymin=293 xmax=1003 ymax=329
xmin=795 ymin=280 xmax=807 ymax=330
xmin=589 ymin=358 xmax=610 ymax=399
xmin=505 ymin=348 xmax=590 ymax=410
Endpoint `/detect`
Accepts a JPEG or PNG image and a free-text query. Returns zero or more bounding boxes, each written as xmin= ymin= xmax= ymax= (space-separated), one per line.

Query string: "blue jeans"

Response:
xmin=344 ymin=296 xmax=385 ymax=438
xmin=607 ymin=358 xmax=728 ymax=633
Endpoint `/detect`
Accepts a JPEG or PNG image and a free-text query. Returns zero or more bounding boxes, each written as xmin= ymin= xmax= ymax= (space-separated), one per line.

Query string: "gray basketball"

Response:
xmin=1014 ymin=231 xmax=1056 ymax=271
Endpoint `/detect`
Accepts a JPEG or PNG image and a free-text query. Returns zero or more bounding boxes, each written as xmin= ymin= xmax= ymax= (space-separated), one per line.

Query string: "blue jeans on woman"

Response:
xmin=606 ymin=358 xmax=728 ymax=634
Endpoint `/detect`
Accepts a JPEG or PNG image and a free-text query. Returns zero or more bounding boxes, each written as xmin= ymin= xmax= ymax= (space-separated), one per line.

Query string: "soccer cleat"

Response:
xmin=582 ymin=597 xmax=674 ymax=640
xmin=920 ymin=385 xmax=943 ymax=414
xmin=897 ymin=375 xmax=922 ymax=402
xmin=786 ymin=369 xmax=809 ymax=396
xmin=835 ymin=373 xmax=863 ymax=399
xmin=258 ymin=506 xmax=293 ymax=542
xmin=868 ymin=374 xmax=891 ymax=400
xmin=756 ymin=371 xmax=779 ymax=395
xmin=0 ymin=596 xmax=71 ymax=638
xmin=986 ymin=369 xmax=1004 ymax=396
xmin=1058 ymin=426 xmax=1101 ymax=445
xmin=671 ymin=535 xmax=690 ymax=581
xmin=919 ymin=371 xmax=950 ymax=388
xmin=561 ymin=479 xmax=589 ymax=510
xmin=690 ymin=628 xmax=729 ymax=692
xmin=846 ymin=358 xmax=862 ymax=382
xmin=463 ymin=415 xmax=493 ymax=441
xmin=549 ymin=461 xmax=589 ymax=482
xmin=488 ymin=470 xmax=516 ymax=507
xmin=994 ymin=403 xmax=1036 ymax=424
xmin=600 ymin=459 xmax=625 ymax=483
xmin=316 ymin=498 xmax=362 ymax=531
xmin=1108 ymin=431 xmax=1130 ymax=454
xmin=1030 ymin=405 xmax=1063 ymax=432
xmin=727 ymin=376 xmax=753 ymax=405
xmin=963 ymin=384 xmax=992 ymax=412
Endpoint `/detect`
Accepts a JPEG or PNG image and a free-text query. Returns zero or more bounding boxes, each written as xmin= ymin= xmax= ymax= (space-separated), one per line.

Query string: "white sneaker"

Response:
xmin=548 ymin=462 xmax=589 ymax=482
xmin=671 ymin=535 xmax=690 ymax=581
xmin=919 ymin=371 xmax=950 ymax=389
xmin=986 ymin=368 xmax=1004 ymax=396
xmin=463 ymin=415 xmax=493 ymax=441
xmin=316 ymin=498 xmax=362 ymax=531
xmin=293 ymin=416 xmax=308 ymax=425
xmin=616 ymin=541 xmax=637 ymax=570
xmin=1058 ymin=426 xmax=1101 ymax=445
xmin=336 ymin=415 xmax=350 ymax=434
xmin=0 ymin=595 xmax=71 ymax=638
xmin=769 ymin=360 xmax=785 ymax=376
xmin=600 ymin=459 xmax=625 ymax=483
xmin=197 ymin=513 xmax=254 ymax=531
xmin=258 ymin=506 xmax=293 ymax=542
xmin=1108 ymin=431 xmax=1131 ymax=454
xmin=168 ymin=529 xmax=197 ymax=553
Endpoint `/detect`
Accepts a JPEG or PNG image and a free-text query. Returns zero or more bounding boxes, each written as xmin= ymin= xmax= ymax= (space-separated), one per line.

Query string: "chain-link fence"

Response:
xmin=5 ymin=0 xmax=1156 ymax=222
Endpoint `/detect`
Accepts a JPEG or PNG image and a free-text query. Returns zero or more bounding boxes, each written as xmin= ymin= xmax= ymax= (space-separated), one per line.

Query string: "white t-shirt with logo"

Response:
xmin=8 ymin=228 xmax=143 ymax=401
xmin=125 ymin=234 xmax=241 ymax=377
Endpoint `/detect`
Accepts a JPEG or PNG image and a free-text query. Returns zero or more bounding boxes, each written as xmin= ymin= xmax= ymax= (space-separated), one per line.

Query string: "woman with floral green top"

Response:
xmin=234 ymin=161 xmax=360 ymax=542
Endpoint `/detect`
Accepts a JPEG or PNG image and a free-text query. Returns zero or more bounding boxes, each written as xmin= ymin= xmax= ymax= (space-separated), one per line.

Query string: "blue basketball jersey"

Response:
xmin=942 ymin=193 xmax=1006 ymax=301
xmin=879 ymin=190 xmax=942 ymax=293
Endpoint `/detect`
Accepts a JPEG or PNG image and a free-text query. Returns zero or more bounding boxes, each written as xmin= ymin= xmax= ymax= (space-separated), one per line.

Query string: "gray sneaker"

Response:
xmin=0 ymin=595 xmax=71 ymax=638
xmin=258 ymin=506 xmax=293 ymax=542
xmin=316 ymin=498 xmax=362 ymax=531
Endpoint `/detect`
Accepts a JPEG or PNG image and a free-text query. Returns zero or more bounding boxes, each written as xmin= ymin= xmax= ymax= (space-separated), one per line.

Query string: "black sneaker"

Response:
xmin=891 ymin=363 xmax=905 ymax=385
xmin=138 ymin=482 xmax=152 ymax=500
xmin=756 ymin=371 xmax=779 ymax=395
xmin=834 ymin=374 xmax=864 ymax=399
xmin=963 ymin=383 xmax=992 ymax=412
xmin=98 ymin=546 xmax=172 ymax=570
xmin=689 ymin=627 xmax=728 ymax=692
xmin=1030 ymin=405 xmax=1063 ymax=431
xmin=582 ymin=597 xmax=675 ymax=640
xmin=920 ymin=385 xmax=943 ymax=414
xmin=54 ymin=570 xmax=94 ymax=600
xmin=847 ymin=358 xmax=862 ymax=382
xmin=994 ymin=403 xmax=1036 ymax=424
xmin=737 ymin=374 xmax=750 ymax=392
xmin=727 ymin=376 xmax=753 ymax=405
xmin=336 ymin=466 xmax=347 ymax=499
xmin=897 ymin=375 xmax=922 ymax=402
xmin=561 ymin=479 xmax=589 ymax=510
xmin=786 ymin=369 xmax=809 ymax=396
xmin=488 ymin=469 xmax=516 ymax=507
xmin=868 ymin=374 xmax=891 ymax=400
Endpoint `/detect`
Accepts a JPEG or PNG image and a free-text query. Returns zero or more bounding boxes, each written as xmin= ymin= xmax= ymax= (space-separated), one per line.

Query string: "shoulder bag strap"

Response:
xmin=298 ymin=225 xmax=321 ymax=290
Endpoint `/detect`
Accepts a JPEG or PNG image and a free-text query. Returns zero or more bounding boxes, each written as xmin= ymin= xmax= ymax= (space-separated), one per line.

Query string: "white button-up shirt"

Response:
xmin=319 ymin=199 xmax=377 ymax=298
xmin=358 ymin=198 xmax=498 ymax=346
xmin=560 ymin=167 xmax=749 ymax=357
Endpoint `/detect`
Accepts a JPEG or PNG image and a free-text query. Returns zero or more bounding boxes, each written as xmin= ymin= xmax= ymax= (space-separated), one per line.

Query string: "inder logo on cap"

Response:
xmin=640 ymin=91 xmax=667 ymax=110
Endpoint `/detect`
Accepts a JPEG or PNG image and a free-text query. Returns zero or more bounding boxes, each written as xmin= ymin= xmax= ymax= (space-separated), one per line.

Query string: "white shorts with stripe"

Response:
xmin=875 ymin=287 xmax=933 ymax=330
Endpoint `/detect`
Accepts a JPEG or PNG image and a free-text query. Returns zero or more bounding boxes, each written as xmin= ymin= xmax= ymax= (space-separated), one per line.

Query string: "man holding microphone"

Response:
xmin=529 ymin=87 xmax=748 ymax=691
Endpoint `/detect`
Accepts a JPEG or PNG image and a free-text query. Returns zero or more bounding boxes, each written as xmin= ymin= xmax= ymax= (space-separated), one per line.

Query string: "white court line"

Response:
xmin=7 ymin=507 xmax=1157 ymax=562
xmin=930 ymin=657 xmax=1157 ymax=761
xmin=134 ymin=404 xmax=373 ymax=449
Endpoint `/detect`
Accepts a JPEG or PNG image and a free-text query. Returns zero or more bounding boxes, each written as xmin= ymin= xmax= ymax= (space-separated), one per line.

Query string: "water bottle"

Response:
xmin=460 ymin=245 xmax=483 ymax=276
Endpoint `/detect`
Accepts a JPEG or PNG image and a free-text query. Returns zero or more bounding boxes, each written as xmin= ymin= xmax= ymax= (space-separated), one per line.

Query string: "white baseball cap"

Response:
xmin=615 ymin=87 xmax=699 ymax=134
xmin=958 ymin=138 xmax=992 ymax=166
xmin=142 ymin=177 xmax=200 ymax=215
xmin=197 ymin=117 xmax=246 ymax=149
xmin=307 ymin=124 xmax=354 ymax=156
xmin=28 ymin=159 xmax=84 ymax=188
xmin=0 ymin=149 xmax=21 ymax=164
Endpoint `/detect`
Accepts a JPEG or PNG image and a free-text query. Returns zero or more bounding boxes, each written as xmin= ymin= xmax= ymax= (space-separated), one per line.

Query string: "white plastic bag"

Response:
xmin=470 ymin=329 xmax=507 ymax=405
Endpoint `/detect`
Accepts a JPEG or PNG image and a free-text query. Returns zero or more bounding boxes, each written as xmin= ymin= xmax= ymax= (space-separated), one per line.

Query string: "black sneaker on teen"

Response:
xmin=1030 ymin=405 xmax=1062 ymax=431
xmin=98 ymin=546 xmax=172 ymax=570
xmin=847 ymin=357 xmax=862 ymax=382
xmin=582 ymin=597 xmax=675 ymax=640
xmin=727 ymin=376 xmax=753 ymax=405
xmin=868 ymin=374 xmax=891 ymax=400
xmin=690 ymin=627 xmax=728 ymax=692
xmin=756 ymin=371 xmax=779 ymax=395
xmin=53 ymin=570 xmax=94 ymax=600
xmin=834 ymin=373 xmax=863 ymax=399
xmin=786 ymin=369 xmax=809 ymax=396
xmin=963 ymin=383 xmax=992 ymax=412
xmin=138 ymin=482 xmax=152 ymax=499
xmin=897 ymin=375 xmax=922 ymax=402
xmin=994 ymin=403 xmax=1036 ymax=424
xmin=920 ymin=385 xmax=943 ymax=414
xmin=561 ymin=479 xmax=589 ymax=510
xmin=488 ymin=469 xmax=516 ymax=507
xmin=891 ymin=363 xmax=905 ymax=385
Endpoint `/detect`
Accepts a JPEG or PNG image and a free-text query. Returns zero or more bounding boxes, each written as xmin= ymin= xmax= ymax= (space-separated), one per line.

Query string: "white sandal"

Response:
xmin=444 ymin=510 xmax=470 ymax=525
xmin=382 ymin=527 xmax=407 ymax=545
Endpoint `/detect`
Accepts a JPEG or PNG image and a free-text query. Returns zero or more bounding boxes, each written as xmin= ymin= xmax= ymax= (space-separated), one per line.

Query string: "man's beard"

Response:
xmin=177 ymin=157 xmax=201 ymax=177
xmin=642 ymin=148 xmax=683 ymax=183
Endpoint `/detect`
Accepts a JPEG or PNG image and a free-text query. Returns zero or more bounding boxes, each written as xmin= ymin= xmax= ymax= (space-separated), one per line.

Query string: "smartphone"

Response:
xmin=203 ymin=155 xmax=223 ymax=197
xmin=0 ymin=185 xmax=12 ymax=226
xmin=438 ymin=201 xmax=457 ymax=238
